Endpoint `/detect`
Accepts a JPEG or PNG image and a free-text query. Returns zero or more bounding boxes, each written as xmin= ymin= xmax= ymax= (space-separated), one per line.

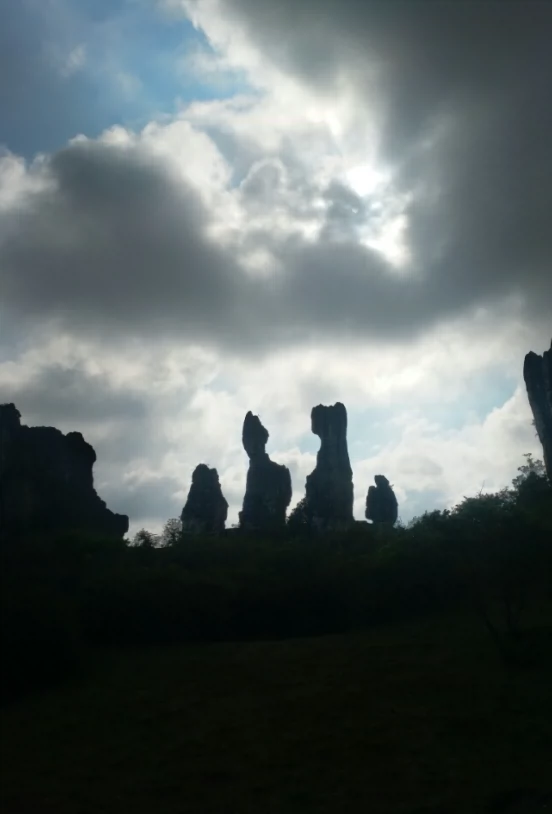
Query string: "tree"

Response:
xmin=450 ymin=459 xmax=551 ymax=663
xmin=286 ymin=498 xmax=310 ymax=535
xmin=511 ymin=453 xmax=547 ymax=491
xmin=160 ymin=518 xmax=183 ymax=547
xmin=132 ymin=529 xmax=161 ymax=548
xmin=511 ymin=454 xmax=552 ymax=534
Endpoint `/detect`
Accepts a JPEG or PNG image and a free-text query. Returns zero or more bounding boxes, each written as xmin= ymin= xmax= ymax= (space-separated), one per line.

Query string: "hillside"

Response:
xmin=2 ymin=613 xmax=551 ymax=814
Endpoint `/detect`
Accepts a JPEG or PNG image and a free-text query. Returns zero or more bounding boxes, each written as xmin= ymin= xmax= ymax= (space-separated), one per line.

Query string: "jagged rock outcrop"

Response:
xmin=239 ymin=412 xmax=292 ymax=530
xmin=523 ymin=339 xmax=552 ymax=481
xmin=181 ymin=464 xmax=228 ymax=534
xmin=0 ymin=403 xmax=129 ymax=540
xmin=304 ymin=402 xmax=354 ymax=531
xmin=366 ymin=475 xmax=398 ymax=525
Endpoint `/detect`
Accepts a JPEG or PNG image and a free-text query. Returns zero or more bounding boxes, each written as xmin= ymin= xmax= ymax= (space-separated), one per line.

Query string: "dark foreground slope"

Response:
xmin=1 ymin=613 xmax=551 ymax=814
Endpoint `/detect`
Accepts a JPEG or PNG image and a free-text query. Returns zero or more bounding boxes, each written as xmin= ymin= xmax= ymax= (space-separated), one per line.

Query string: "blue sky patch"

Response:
xmin=0 ymin=0 xmax=249 ymax=158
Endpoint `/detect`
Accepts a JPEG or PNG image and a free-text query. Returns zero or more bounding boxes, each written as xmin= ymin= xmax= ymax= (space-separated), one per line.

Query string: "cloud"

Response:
xmin=58 ymin=44 xmax=87 ymax=78
xmin=353 ymin=385 xmax=542 ymax=523
xmin=196 ymin=1 xmax=551 ymax=151
xmin=3 ymin=1 xmax=551 ymax=350
xmin=0 ymin=138 xmax=248 ymax=348
xmin=1 ymin=118 xmax=549 ymax=358
xmin=0 ymin=363 xmax=146 ymax=426
xmin=181 ymin=0 xmax=552 ymax=322
xmin=106 ymin=472 xmax=185 ymax=534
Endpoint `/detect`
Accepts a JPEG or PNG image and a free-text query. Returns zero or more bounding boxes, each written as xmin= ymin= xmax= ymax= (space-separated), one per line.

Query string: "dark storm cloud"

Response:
xmin=219 ymin=0 xmax=551 ymax=153
xmin=0 ymin=141 xmax=252 ymax=345
xmin=217 ymin=0 xmax=552 ymax=313
xmin=3 ymin=365 xmax=147 ymax=427
xmin=0 ymin=140 xmax=400 ymax=348
xmin=0 ymin=134 xmax=549 ymax=354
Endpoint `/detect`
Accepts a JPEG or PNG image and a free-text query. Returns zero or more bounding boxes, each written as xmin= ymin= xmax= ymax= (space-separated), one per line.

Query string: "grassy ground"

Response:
xmin=1 ymin=613 xmax=551 ymax=814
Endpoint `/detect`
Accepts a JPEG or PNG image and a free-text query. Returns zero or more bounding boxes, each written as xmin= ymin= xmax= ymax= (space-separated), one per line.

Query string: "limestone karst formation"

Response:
xmin=523 ymin=340 xmax=552 ymax=482
xmin=181 ymin=464 xmax=228 ymax=534
xmin=365 ymin=474 xmax=398 ymax=526
xmin=1 ymin=398 xmax=404 ymax=538
xmin=304 ymin=402 xmax=354 ymax=531
xmin=0 ymin=403 xmax=129 ymax=540
xmin=239 ymin=411 xmax=292 ymax=530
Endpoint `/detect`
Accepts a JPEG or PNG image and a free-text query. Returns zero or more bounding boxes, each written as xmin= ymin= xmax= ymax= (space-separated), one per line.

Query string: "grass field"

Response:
xmin=1 ymin=613 xmax=551 ymax=814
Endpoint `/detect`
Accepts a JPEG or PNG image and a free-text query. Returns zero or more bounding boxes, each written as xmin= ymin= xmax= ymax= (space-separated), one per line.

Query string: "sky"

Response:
xmin=1 ymin=0 xmax=551 ymax=534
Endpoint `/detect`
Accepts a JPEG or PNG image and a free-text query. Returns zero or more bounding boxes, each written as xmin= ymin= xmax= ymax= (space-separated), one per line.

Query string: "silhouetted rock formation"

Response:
xmin=181 ymin=464 xmax=228 ymax=534
xmin=239 ymin=412 xmax=292 ymax=530
xmin=366 ymin=475 xmax=398 ymax=525
xmin=304 ymin=402 xmax=354 ymax=531
xmin=0 ymin=403 xmax=129 ymax=540
xmin=524 ymin=339 xmax=552 ymax=481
